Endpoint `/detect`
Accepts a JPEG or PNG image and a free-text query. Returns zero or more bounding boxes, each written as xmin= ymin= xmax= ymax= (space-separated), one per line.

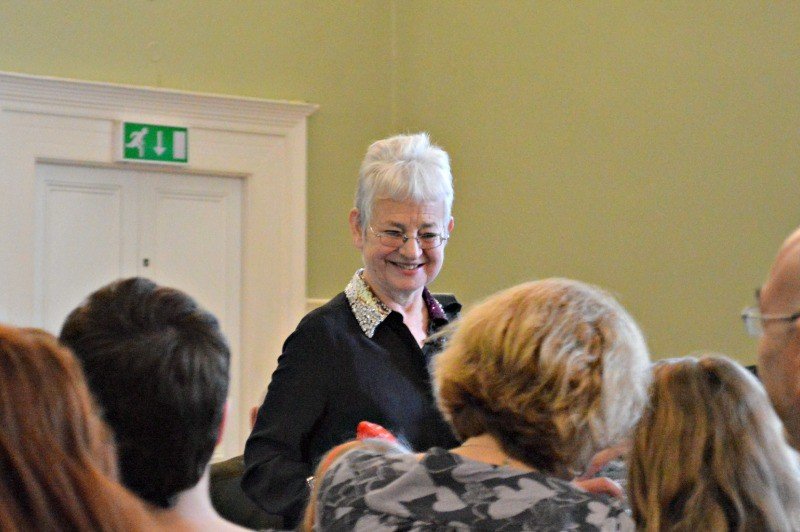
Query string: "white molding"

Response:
xmin=0 ymin=71 xmax=317 ymax=130
xmin=0 ymin=71 xmax=317 ymax=457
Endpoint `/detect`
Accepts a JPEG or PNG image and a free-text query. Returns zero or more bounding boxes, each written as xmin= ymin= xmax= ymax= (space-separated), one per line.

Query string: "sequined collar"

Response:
xmin=344 ymin=269 xmax=446 ymax=338
xmin=345 ymin=270 xmax=391 ymax=337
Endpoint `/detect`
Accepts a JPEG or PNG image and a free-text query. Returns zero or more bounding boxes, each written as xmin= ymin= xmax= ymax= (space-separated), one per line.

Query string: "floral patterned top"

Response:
xmin=315 ymin=446 xmax=634 ymax=531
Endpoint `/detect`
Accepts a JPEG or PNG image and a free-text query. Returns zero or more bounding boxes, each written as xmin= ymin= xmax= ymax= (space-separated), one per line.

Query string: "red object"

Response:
xmin=356 ymin=421 xmax=398 ymax=443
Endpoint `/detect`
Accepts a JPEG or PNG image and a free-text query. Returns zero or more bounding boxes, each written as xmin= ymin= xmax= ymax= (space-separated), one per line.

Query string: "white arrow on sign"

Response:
xmin=154 ymin=131 xmax=166 ymax=156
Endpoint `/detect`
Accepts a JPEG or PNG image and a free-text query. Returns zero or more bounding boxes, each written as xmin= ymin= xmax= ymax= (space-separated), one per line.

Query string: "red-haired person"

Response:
xmin=0 ymin=325 xmax=156 ymax=531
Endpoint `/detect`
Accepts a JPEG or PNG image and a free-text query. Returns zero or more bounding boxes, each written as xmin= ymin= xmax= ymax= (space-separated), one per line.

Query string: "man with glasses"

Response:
xmin=741 ymin=226 xmax=800 ymax=450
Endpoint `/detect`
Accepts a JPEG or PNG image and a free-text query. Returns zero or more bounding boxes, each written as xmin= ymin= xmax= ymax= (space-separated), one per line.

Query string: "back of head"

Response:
xmin=628 ymin=355 xmax=800 ymax=531
xmin=59 ymin=277 xmax=231 ymax=508
xmin=355 ymin=132 xmax=454 ymax=231
xmin=434 ymin=278 xmax=651 ymax=476
xmin=0 ymin=325 xmax=151 ymax=531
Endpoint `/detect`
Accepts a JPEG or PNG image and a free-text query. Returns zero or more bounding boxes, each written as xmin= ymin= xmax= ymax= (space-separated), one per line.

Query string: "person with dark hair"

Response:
xmin=0 ymin=325 xmax=156 ymax=531
xmin=60 ymin=277 xmax=248 ymax=531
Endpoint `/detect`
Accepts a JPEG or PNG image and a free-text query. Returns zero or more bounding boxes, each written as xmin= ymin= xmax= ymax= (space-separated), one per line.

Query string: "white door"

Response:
xmin=35 ymin=162 xmax=242 ymax=459
xmin=34 ymin=164 xmax=140 ymax=332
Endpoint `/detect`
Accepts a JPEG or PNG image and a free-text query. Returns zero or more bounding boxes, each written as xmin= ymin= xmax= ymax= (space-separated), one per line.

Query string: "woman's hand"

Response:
xmin=572 ymin=476 xmax=623 ymax=498
xmin=580 ymin=440 xmax=631 ymax=479
xmin=572 ymin=440 xmax=631 ymax=499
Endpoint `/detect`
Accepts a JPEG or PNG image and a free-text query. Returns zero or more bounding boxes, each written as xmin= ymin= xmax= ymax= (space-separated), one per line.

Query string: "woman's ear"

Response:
xmin=447 ymin=216 xmax=454 ymax=234
xmin=349 ymin=209 xmax=364 ymax=250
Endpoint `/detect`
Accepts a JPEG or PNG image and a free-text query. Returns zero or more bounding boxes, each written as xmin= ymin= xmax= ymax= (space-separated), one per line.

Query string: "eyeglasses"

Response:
xmin=369 ymin=226 xmax=448 ymax=250
xmin=741 ymin=306 xmax=800 ymax=338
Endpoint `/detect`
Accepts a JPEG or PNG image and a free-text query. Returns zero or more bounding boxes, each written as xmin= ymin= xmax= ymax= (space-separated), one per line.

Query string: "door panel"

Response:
xmin=141 ymin=173 xmax=243 ymax=459
xmin=36 ymin=164 xmax=138 ymax=333
xmin=35 ymin=163 xmax=243 ymax=458
xmin=141 ymin=173 xmax=241 ymax=339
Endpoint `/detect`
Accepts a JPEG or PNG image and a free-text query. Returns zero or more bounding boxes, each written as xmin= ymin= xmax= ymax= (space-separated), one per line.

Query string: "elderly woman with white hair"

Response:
xmin=307 ymin=279 xmax=651 ymax=531
xmin=243 ymin=133 xmax=461 ymax=528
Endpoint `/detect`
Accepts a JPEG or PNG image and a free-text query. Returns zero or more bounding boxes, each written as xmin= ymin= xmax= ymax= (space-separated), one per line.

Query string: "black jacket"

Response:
xmin=242 ymin=291 xmax=461 ymax=527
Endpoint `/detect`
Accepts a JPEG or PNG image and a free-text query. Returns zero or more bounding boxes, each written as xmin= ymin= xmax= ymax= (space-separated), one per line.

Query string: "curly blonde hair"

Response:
xmin=433 ymin=278 xmax=651 ymax=476
xmin=628 ymin=355 xmax=800 ymax=531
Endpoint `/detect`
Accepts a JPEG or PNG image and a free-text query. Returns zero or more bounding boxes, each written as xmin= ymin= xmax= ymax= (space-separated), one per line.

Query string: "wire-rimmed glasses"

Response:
xmin=741 ymin=306 xmax=800 ymax=338
xmin=369 ymin=226 xmax=448 ymax=250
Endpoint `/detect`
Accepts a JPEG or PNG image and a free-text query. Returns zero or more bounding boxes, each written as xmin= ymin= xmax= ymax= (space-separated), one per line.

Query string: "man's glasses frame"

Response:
xmin=741 ymin=288 xmax=800 ymax=337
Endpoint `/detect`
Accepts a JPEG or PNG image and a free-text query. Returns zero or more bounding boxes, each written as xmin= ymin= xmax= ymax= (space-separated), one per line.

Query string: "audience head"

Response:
xmin=434 ymin=278 xmax=651 ymax=476
xmin=753 ymin=226 xmax=800 ymax=447
xmin=628 ymin=354 xmax=800 ymax=531
xmin=0 ymin=325 xmax=152 ymax=530
xmin=353 ymin=132 xmax=453 ymax=233
xmin=60 ymin=277 xmax=231 ymax=508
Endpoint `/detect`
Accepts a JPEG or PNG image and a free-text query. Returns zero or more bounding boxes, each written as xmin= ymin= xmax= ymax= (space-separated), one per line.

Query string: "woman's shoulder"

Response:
xmin=319 ymin=446 xmax=633 ymax=531
xmin=290 ymin=292 xmax=354 ymax=334
xmin=415 ymin=448 xmax=634 ymax=531
xmin=277 ymin=293 xmax=357 ymax=364
xmin=325 ymin=442 xmax=417 ymax=482
xmin=300 ymin=292 xmax=349 ymax=320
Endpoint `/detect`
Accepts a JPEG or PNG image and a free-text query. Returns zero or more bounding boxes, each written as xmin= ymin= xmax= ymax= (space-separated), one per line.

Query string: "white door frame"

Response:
xmin=0 ymin=71 xmax=317 ymax=453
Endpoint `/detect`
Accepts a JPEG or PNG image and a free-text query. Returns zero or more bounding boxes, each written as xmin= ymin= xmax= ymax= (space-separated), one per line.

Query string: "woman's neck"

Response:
xmin=362 ymin=275 xmax=429 ymax=344
xmin=451 ymin=434 xmax=535 ymax=472
xmin=400 ymin=301 xmax=429 ymax=345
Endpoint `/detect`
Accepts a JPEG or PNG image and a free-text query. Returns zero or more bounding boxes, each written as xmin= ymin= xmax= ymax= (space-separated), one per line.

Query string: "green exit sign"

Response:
xmin=120 ymin=122 xmax=188 ymax=164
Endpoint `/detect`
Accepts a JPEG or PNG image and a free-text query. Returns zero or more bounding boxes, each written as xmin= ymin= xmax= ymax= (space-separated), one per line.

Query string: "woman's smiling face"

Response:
xmin=351 ymin=198 xmax=453 ymax=307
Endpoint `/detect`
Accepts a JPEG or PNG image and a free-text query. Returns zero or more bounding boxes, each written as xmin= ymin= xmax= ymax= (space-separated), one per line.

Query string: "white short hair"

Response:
xmin=355 ymin=132 xmax=453 ymax=232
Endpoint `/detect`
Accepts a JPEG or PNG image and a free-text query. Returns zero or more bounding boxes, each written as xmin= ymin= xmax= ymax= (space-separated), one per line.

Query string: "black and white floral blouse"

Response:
xmin=315 ymin=446 xmax=634 ymax=531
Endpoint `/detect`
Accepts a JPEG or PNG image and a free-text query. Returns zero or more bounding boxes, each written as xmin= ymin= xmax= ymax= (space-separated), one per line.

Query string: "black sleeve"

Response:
xmin=241 ymin=318 xmax=331 ymax=527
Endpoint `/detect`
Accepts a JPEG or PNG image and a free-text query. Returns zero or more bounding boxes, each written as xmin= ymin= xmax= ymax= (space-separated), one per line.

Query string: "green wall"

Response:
xmin=0 ymin=0 xmax=395 ymax=305
xmin=2 ymin=1 xmax=798 ymax=362
xmin=393 ymin=2 xmax=800 ymax=362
